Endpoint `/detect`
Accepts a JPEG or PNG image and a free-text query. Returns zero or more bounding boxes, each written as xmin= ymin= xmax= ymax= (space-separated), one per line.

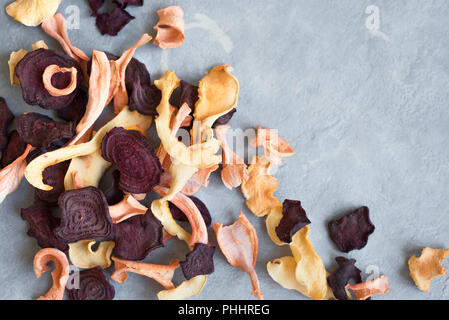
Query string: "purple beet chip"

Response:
xmin=1 ymin=131 xmax=26 ymax=168
xmin=88 ymin=0 xmax=104 ymax=16
xmin=180 ymin=243 xmax=215 ymax=280
xmin=169 ymin=196 xmax=212 ymax=227
xmin=129 ymin=83 xmax=161 ymax=116
xmin=112 ymin=210 xmax=163 ymax=261
xmin=327 ymin=257 xmax=362 ymax=300
xmin=114 ymin=0 xmax=143 ymax=7
xmin=55 ymin=187 xmax=112 ymax=242
xmin=101 ymin=127 xmax=162 ymax=194
xmin=328 ymin=206 xmax=375 ymax=253
xmin=35 ymin=161 xmax=70 ymax=206
xmin=68 ymin=267 xmax=115 ymax=300
xmin=20 ymin=203 xmax=68 ymax=252
xmin=15 ymin=113 xmax=75 ymax=148
xmin=104 ymin=169 xmax=124 ymax=205
xmin=275 ymin=199 xmax=311 ymax=243
xmin=0 ymin=97 xmax=14 ymax=151
xmin=179 ymin=80 xmax=198 ymax=110
xmin=56 ymin=88 xmax=87 ymax=123
xmin=212 ymin=108 xmax=237 ymax=128
xmin=95 ymin=5 xmax=135 ymax=36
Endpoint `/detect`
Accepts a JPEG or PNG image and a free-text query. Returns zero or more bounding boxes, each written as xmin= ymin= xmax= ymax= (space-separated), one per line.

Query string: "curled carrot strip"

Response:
xmin=108 ymin=194 xmax=147 ymax=224
xmin=33 ymin=248 xmax=70 ymax=300
xmin=111 ymin=256 xmax=179 ymax=289
xmin=153 ymin=6 xmax=185 ymax=49
xmin=345 ymin=275 xmax=390 ymax=300
xmin=214 ymin=211 xmax=264 ymax=300
xmin=251 ymin=126 xmax=294 ymax=165
xmin=42 ymin=64 xmax=77 ymax=97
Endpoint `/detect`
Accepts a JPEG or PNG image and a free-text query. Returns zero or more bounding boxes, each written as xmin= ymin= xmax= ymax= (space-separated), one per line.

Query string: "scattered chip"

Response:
xmin=275 ymin=199 xmax=311 ymax=243
xmin=0 ymin=98 xmax=14 ymax=151
xmin=327 ymin=257 xmax=362 ymax=300
xmin=8 ymin=49 xmax=28 ymax=87
xmin=67 ymin=267 xmax=115 ymax=300
xmin=68 ymin=239 xmax=115 ymax=269
xmin=328 ymin=206 xmax=375 ymax=253
xmin=56 ymin=88 xmax=88 ymax=123
xmin=180 ymin=243 xmax=215 ymax=280
xmin=108 ymin=193 xmax=147 ymax=224
xmin=6 ymin=0 xmax=61 ymax=27
xmin=1 ymin=131 xmax=26 ymax=168
xmin=169 ymin=195 xmax=212 ymax=227
xmin=157 ymin=275 xmax=207 ymax=300
xmin=345 ymin=275 xmax=390 ymax=300
xmin=153 ymin=6 xmax=185 ymax=49
xmin=96 ymin=4 xmax=135 ymax=36
xmin=252 ymin=126 xmax=294 ymax=165
xmin=408 ymin=247 xmax=449 ymax=292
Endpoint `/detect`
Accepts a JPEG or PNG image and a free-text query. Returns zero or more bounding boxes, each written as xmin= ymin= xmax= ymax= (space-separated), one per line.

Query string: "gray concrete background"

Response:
xmin=0 ymin=0 xmax=448 ymax=300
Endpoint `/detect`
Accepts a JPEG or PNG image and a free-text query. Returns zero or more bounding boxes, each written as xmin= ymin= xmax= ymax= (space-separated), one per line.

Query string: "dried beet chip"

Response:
xmin=212 ymin=108 xmax=237 ymax=128
xmin=88 ymin=0 xmax=105 ymax=16
xmin=0 ymin=98 xmax=14 ymax=151
xmin=103 ymin=170 xmax=125 ymax=206
xmin=1 ymin=131 xmax=26 ymax=168
xmin=179 ymin=80 xmax=198 ymax=110
xmin=169 ymin=196 xmax=212 ymax=227
xmin=15 ymin=113 xmax=75 ymax=148
xmin=55 ymin=187 xmax=113 ymax=243
xmin=95 ymin=5 xmax=135 ymax=36
xmin=328 ymin=206 xmax=375 ymax=253
xmin=101 ymin=128 xmax=162 ymax=194
xmin=68 ymin=267 xmax=115 ymax=300
xmin=35 ymin=161 xmax=70 ymax=206
xmin=114 ymin=0 xmax=143 ymax=8
xmin=20 ymin=203 xmax=68 ymax=252
xmin=112 ymin=210 xmax=163 ymax=261
xmin=275 ymin=199 xmax=311 ymax=243
xmin=180 ymin=243 xmax=215 ymax=280
xmin=56 ymin=88 xmax=87 ymax=123
xmin=124 ymin=57 xmax=152 ymax=94
xmin=129 ymin=84 xmax=161 ymax=116
xmin=15 ymin=49 xmax=82 ymax=110
xmin=327 ymin=257 xmax=362 ymax=300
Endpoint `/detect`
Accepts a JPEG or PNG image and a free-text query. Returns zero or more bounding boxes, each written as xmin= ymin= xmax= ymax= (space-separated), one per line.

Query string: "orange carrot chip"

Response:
xmin=345 ymin=275 xmax=390 ymax=300
xmin=153 ymin=6 xmax=185 ymax=49
xmin=108 ymin=193 xmax=148 ymax=224
xmin=408 ymin=247 xmax=449 ymax=292
xmin=251 ymin=126 xmax=294 ymax=165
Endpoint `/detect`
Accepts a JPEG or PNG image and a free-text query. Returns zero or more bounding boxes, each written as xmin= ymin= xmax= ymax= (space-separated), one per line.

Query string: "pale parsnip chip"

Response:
xmin=241 ymin=156 xmax=281 ymax=217
xmin=25 ymin=106 xmax=152 ymax=191
xmin=109 ymin=194 xmax=147 ymax=224
xmin=68 ymin=240 xmax=115 ymax=269
xmin=33 ymin=248 xmax=69 ymax=300
xmin=157 ymin=275 xmax=207 ymax=300
xmin=267 ymin=256 xmax=306 ymax=292
xmin=345 ymin=275 xmax=390 ymax=300
xmin=8 ymin=49 xmax=28 ymax=86
xmin=6 ymin=0 xmax=61 ymax=27
xmin=31 ymin=40 xmax=48 ymax=50
xmin=408 ymin=247 xmax=449 ymax=292
xmin=153 ymin=6 xmax=185 ymax=49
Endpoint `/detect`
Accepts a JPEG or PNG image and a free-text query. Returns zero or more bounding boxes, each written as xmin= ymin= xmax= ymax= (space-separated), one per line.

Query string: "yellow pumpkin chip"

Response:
xmin=241 ymin=156 xmax=281 ymax=217
xmin=157 ymin=275 xmax=207 ymax=300
xmin=31 ymin=40 xmax=48 ymax=50
xmin=6 ymin=0 xmax=62 ymax=27
xmin=408 ymin=247 xmax=449 ymax=292
xmin=68 ymin=240 xmax=115 ymax=269
xmin=265 ymin=206 xmax=287 ymax=246
xmin=8 ymin=49 xmax=28 ymax=86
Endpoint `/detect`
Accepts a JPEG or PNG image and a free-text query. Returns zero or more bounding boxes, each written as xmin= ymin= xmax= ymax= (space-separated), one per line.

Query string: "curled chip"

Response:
xmin=1 ymin=131 xmax=27 ymax=168
xmin=214 ymin=212 xmax=264 ymax=300
xmin=15 ymin=113 xmax=75 ymax=148
xmin=33 ymin=248 xmax=69 ymax=300
xmin=0 ymin=98 xmax=14 ymax=151
xmin=153 ymin=6 xmax=185 ymax=49
xmin=101 ymin=127 xmax=162 ymax=194
xmin=35 ymin=160 xmax=70 ymax=205
xmin=68 ymin=267 xmax=115 ymax=300
xmin=327 ymin=257 xmax=362 ymax=300
xmin=266 ymin=206 xmax=287 ymax=246
xmin=215 ymin=125 xmax=248 ymax=190
xmin=157 ymin=275 xmax=207 ymax=300
xmin=15 ymin=49 xmax=82 ymax=110
xmin=111 ymin=256 xmax=179 ymax=289
xmin=68 ymin=240 xmax=115 ymax=269
xmin=108 ymin=193 xmax=147 ymax=224
xmin=96 ymin=4 xmax=135 ymax=36
xmin=42 ymin=65 xmax=78 ymax=97
xmin=104 ymin=170 xmax=124 ymax=205
xmin=56 ymin=88 xmax=87 ymax=123
xmin=275 ymin=200 xmax=311 ymax=243
xmin=0 ymin=144 xmax=31 ymax=204
xmin=20 ymin=203 xmax=68 ymax=252
xmin=241 ymin=156 xmax=281 ymax=217
xmin=112 ymin=210 xmax=163 ymax=261
xmin=252 ymin=126 xmax=294 ymax=165
xmin=8 ymin=49 xmax=28 ymax=87
xmin=6 ymin=0 xmax=61 ymax=27
xmin=346 ymin=275 xmax=390 ymax=300
xmin=408 ymin=247 xmax=449 ymax=292
xmin=169 ymin=195 xmax=212 ymax=227
xmin=180 ymin=243 xmax=215 ymax=280
xmin=328 ymin=206 xmax=375 ymax=253
xmin=55 ymin=186 xmax=112 ymax=243
xmin=182 ymin=165 xmax=219 ymax=195
xmin=212 ymin=108 xmax=237 ymax=128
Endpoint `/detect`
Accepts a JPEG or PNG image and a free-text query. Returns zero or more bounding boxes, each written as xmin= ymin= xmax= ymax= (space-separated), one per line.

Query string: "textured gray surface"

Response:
xmin=0 ymin=0 xmax=449 ymax=300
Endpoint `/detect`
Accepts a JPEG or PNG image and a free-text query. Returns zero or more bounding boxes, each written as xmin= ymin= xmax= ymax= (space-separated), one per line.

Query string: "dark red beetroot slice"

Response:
xmin=0 ymin=98 xmax=14 ymax=151
xmin=101 ymin=128 xmax=162 ymax=194
xmin=180 ymin=243 xmax=215 ymax=280
xmin=55 ymin=186 xmax=112 ymax=243
xmin=327 ymin=257 xmax=362 ymax=300
xmin=328 ymin=206 xmax=375 ymax=253
xmin=112 ymin=210 xmax=163 ymax=261
xmin=114 ymin=0 xmax=143 ymax=8
xmin=168 ymin=196 xmax=212 ymax=227
xmin=15 ymin=113 xmax=75 ymax=148
xmin=103 ymin=169 xmax=124 ymax=205
xmin=56 ymin=88 xmax=87 ymax=123
xmin=36 ymin=161 xmax=71 ymax=206
xmin=275 ymin=199 xmax=311 ymax=243
xmin=129 ymin=83 xmax=161 ymax=116
xmin=95 ymin=5 xmax=135 ymax=36
xmin=67 ymin=267 xmax=115 ymax=300
xmin=212 ymin=108 xmax=237 ymax=128
xmin=20 ymin=203 xmax=68 ymax=252
xmin=15 ymin=49 xmax=82 ymax=110
xmin=1 ymin=131 xmax=26 ymax=168
xmin=88 ymin=0 xmax=104 ymax=16
xmin=179 ymin=80 xmax=199 ymax=110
